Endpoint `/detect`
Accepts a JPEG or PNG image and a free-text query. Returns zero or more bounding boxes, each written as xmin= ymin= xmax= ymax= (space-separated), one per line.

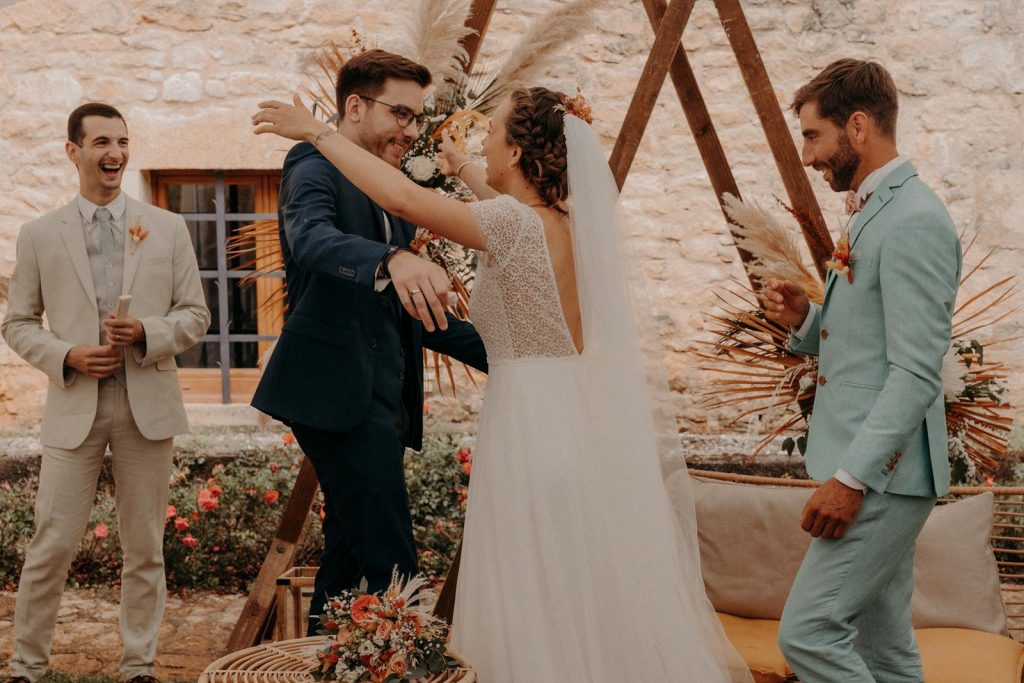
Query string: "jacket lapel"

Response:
xmin=849 ymin=160 xmax=917 ymax=251
xmin=57 ymin=200 xmax=98 ymax=308
xmin=122 ymin=196 xmax=145 ymax=294
xmin=822 ymin=161 xmax=918 ymax=308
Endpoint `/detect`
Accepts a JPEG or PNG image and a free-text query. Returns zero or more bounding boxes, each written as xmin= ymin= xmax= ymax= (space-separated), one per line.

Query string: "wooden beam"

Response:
xmin=639 ymin=0 xmax=757 ymax=288
xmin=715 ymin=0 xmax=834 ymax=277
xmin=609 ymin=0 xmax=698 ymax=189
xmin=224 ymin=457 xmax=319 ymax=652
xmin=461 ymin=0 xmax=498 ymax=73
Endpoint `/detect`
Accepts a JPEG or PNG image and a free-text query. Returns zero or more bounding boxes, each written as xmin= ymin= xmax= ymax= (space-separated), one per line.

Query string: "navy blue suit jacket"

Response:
xmin=252 ymin=142 xmax=487 ymax=450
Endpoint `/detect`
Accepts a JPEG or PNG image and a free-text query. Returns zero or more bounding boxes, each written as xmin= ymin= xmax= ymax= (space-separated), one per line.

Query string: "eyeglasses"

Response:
xmin=357 ymin=95 xmax=429 ymax=133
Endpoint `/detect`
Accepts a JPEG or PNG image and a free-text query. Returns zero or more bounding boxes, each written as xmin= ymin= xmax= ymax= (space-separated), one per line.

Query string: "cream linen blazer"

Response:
xmin=2 ymin=195 xmax=210 ymax=449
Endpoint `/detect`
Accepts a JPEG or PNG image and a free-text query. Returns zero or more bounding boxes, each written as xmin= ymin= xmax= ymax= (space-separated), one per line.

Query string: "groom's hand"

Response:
xmin=801 ymin=478 xmax=864 ymax=539
xmin=388 ymin=250 xmax=451 ymax=332
xmin=763 ymin=279 xmax=810 ymax=329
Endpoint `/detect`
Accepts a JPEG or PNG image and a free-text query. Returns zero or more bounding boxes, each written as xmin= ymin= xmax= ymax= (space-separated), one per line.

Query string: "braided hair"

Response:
xmin=504 ymin=87 xmax=569 ymax=211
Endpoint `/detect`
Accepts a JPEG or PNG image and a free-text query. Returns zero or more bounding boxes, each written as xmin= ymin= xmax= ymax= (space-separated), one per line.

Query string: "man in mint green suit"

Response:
xmin=766 ymin=59 xmax=961 ymax=682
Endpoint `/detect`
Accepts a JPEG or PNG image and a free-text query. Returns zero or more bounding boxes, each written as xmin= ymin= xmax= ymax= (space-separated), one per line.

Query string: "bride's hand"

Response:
xmin=252 ymin=93 xmax=332 ymax=143
xmin=438 ymin=130 xmax=469 ymax=177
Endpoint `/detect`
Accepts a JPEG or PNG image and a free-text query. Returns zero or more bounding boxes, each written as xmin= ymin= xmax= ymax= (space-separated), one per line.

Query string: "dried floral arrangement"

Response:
xmin=696 ymin=194 xmax=1017 ymax=484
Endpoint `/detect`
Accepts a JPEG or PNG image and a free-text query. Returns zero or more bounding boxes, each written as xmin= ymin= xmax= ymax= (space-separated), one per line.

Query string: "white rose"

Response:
xmin=407 ymin=155 xmax=437 ymax=182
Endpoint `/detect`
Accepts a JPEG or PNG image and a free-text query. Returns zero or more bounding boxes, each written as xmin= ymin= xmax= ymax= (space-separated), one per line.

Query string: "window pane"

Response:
xmin=226 ymin=183 xmax=256 ymax=215
xmin=187 ymin=220 xmax=219 ymax=270
xmin=166 ymin=182 xmax=216 ymax=214
xmin=176 ymin=341 xmax=220 ymax=369
xmin=229 ymin=278 xmax=258 ymax=335
xmin=231 ymin=341 xmax=259 ymax=368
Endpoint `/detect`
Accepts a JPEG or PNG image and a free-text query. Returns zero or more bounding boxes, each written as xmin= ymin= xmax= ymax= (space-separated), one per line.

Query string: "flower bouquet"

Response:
xmin=311 ymin=570 xmax=462 ymax=682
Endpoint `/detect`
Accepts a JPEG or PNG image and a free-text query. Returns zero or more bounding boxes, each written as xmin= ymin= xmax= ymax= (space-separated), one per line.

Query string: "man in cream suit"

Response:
xmin=766 ymin=60 xmax=961 ymax=682
xmin=2 ymin=103 xmax=209 ymax=683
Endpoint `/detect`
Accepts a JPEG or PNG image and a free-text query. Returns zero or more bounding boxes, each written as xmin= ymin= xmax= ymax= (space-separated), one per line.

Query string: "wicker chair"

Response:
xmin=198 ymin=637 xmax=475 ymax=683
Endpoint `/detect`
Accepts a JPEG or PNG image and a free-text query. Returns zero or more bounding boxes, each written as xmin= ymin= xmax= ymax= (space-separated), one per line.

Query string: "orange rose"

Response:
xmin=375 ymin=620 xmax=393 ymax=640
xmin=388 ymin=653 xmax=409 ymax=677
xmin=350 ymin=594 xmax=382 ymax=624
xmin=263 ymin=489 xmax=280 ymax=505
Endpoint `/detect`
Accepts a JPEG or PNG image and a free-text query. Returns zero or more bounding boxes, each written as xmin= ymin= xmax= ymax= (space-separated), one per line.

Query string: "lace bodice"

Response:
xmin=468 ymin=195 xmax=578 ymax=362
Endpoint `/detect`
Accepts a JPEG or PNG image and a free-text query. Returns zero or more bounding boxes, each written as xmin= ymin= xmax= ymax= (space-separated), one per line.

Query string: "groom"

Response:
xmin=251 ymin=49 xmax=487 ymax=634
xmin=766 ymin=59 xmax=961 ymax=682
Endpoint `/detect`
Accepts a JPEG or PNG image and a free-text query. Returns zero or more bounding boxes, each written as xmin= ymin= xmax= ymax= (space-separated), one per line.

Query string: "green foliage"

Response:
xmin=0 ymin=431 xmax=471 ymax=592
xmin=407 ymin=431 xmax=473 ymax=582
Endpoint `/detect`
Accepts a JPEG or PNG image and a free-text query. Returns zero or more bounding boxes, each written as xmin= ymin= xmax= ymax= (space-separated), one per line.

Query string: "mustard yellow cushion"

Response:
xmin=715 ymin=614 xmax=1024 ymax=683
xmin=716 ymin=613 xmax=791 ymax=683
xmin=918 ymin=628 xmax=1024 ymax=683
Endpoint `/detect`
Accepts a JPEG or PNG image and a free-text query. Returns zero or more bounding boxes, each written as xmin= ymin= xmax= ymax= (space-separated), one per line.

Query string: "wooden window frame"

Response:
xmin=150 ymin=170 xmax=283 ymax=403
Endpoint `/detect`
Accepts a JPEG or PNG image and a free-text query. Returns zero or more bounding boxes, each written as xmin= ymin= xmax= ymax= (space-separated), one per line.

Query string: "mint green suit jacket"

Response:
xmin=792 ymin=161 xmax=961 ymax=497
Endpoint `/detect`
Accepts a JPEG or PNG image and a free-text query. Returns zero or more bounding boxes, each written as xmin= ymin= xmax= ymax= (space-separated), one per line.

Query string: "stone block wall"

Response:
xmin=1 ymin=0 xmax=1021 ymax=433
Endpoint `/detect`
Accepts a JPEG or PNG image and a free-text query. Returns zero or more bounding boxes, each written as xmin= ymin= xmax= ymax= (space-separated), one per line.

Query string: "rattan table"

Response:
xmin=199 ymin=636 xmax=476 ymax=682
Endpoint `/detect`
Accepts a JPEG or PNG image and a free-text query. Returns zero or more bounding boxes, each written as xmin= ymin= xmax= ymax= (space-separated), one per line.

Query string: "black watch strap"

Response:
xmin=379 ymin=246 xmax=402 ymax=279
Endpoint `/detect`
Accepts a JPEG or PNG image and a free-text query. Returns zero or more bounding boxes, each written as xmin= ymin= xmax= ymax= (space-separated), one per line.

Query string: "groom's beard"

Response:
xmin=359 ymin=130 xmax=411 ymax=168
xmin=816 ymin=131 xmax=860 ymax=192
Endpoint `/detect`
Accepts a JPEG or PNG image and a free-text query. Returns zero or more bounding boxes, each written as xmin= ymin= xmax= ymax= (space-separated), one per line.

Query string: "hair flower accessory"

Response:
xmin=556 ymin=86 xmax=593 ymax=125
xmin=128 ymin=216 xmax=150 ymax=254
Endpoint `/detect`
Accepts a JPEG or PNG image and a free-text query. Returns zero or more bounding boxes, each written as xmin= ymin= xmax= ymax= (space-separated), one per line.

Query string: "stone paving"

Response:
xmin=0 ymin=588 xmax=246 ymax=681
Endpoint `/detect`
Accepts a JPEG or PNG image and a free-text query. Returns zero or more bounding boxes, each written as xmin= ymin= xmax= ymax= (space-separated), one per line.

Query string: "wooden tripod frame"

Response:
xmin=225 ymin=0 xmax=834 ymax=651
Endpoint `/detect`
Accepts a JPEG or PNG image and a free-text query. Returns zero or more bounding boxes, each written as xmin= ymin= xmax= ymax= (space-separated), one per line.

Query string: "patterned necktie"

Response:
xmin=95 ymin=207 xmax=117 ymax=255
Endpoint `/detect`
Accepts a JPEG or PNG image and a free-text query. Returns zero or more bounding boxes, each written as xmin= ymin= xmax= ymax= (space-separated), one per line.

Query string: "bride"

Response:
xmin=253 ymin=87 xmax=751 ymax=682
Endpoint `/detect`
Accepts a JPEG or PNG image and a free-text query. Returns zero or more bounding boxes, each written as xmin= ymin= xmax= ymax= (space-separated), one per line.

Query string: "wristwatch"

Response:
xmin=378 ymin=246 xmax=403 ymax=279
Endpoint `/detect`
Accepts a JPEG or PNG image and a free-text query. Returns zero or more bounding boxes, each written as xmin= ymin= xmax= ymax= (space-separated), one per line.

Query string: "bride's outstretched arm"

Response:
xmin=253 ymin=96 xmax=486 ymax=251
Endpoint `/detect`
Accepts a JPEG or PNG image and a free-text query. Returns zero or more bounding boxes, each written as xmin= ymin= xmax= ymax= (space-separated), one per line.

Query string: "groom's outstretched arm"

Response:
xmin=282 ymin=147 xmax=391 ymax=290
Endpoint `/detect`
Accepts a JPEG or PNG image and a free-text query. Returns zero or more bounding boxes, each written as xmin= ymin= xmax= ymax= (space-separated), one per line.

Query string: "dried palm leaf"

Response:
xmin=696 ymin=219 xmax=1018 ymax=478
xmin=390 ymin=0 xmax=476 ymax=84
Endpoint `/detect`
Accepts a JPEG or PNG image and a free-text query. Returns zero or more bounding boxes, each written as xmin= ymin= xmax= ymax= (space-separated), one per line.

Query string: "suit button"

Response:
xmin=369 ymin=338 xmax=378 ymax=349
xmin=399 ymin=371 xmax=405 ymax=381
xmin=820 ymin=329 xmax=829 ymax=340
xmin=818 ymin=375 xmax=827 ymax=386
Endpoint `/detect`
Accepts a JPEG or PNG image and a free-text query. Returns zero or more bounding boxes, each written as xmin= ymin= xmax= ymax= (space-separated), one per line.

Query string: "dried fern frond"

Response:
xmin=490 ymin=0 xmax=602 ymax=92
xmin=722 ymin=193 xmax=824 ymax=303
xmin=390 ymin=0 xmax=476 ymax=84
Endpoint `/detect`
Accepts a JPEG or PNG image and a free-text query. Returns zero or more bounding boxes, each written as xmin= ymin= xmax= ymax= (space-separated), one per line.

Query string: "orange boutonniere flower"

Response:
xmin=825 ymin=229 xmax=853 ymax=283
xmin=128 ymin=216 xmax=150 ymax=253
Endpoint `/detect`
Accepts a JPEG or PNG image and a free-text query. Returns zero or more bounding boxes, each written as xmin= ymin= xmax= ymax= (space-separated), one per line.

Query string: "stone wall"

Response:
xmin=1 ymin=0 xmax=1022 ymax=433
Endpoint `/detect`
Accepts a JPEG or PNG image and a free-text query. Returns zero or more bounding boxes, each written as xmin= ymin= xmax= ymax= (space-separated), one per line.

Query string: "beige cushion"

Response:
xmin=716 ymin=612 xmax=1024 ymax=683
xmin=669 ymin=475 xmax=1007 ymax=634
xmin=912 ymin=492 xmax=1007 ymax=634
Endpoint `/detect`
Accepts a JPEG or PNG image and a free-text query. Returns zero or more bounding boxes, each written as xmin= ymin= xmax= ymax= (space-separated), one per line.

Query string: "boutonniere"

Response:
xmin=128 ymin=216 xmax=150 ymax=254
xmin=825 ymin=228 xmax=853 ymax=284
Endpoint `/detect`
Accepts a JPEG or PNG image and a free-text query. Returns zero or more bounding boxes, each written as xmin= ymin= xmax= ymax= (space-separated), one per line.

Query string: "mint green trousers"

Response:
xmin=778 ymin=490 xmax=936 ymax=683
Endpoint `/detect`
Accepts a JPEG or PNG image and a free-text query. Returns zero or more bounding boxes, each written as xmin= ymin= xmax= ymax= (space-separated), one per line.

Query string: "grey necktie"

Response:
xmin=94 ymin=207 xmax=117 ymax=255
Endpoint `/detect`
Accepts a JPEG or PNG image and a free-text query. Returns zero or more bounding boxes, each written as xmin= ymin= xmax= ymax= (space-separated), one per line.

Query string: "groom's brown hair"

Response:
xmin=791 ymin=59 xmax=898 ymax=138
xmin=335 ymin=49 xmax=431 ymax=119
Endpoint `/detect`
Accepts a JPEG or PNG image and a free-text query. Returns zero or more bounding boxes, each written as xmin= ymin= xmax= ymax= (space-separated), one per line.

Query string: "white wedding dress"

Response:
xmin=451 ymin=117 xmax=751 ymax=683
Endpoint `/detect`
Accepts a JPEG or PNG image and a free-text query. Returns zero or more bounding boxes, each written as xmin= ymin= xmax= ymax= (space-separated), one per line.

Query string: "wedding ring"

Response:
xmin=409 ymin=289 xmax=422 ymax=296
